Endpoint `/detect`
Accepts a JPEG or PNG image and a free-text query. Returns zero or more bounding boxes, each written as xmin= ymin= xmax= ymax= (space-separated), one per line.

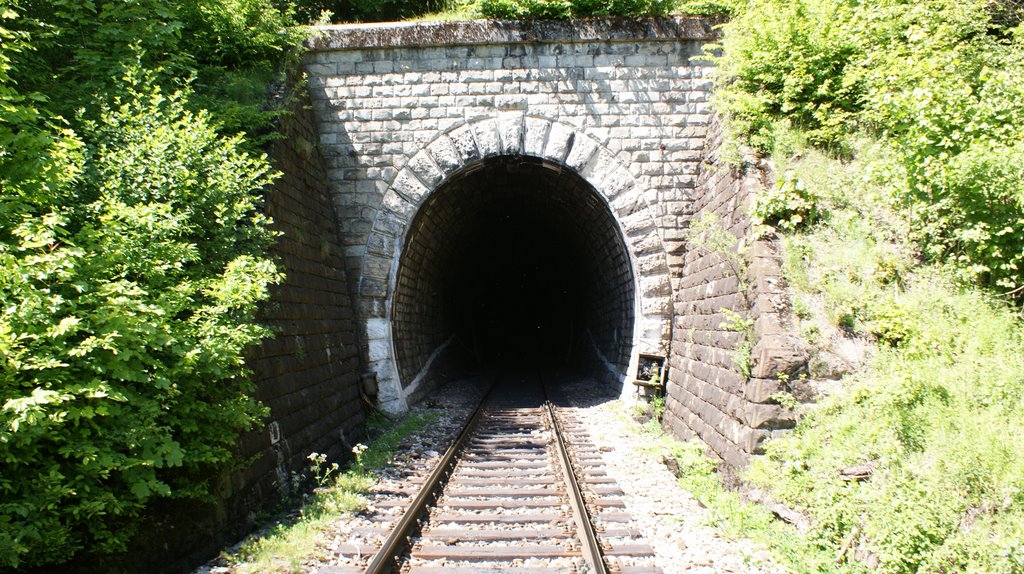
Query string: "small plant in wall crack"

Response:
xmin=686 ymin=213 xmax=756 ymax=377
xmin=720 ymin=308 xmax=755 ymax=377
xmin=686 ymin=212 xmax=752 ymax=306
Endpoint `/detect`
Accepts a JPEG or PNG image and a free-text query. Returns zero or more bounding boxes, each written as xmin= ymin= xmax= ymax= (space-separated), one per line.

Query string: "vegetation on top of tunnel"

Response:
xmin=0 ymin=0 xmax=304 ymax=568
xmin=300 ymin=0 xmax=738 ymax=23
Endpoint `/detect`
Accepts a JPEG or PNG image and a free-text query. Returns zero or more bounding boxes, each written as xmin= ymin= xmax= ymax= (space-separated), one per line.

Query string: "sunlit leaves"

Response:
xmin=0 ymin=78 xmax=279 ymax=569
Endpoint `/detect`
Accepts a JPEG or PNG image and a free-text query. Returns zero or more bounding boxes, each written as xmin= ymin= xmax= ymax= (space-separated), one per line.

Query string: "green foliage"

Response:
xmin=478 ymin=0 xmax=674 ymax=18
xmin=775 ymin=143 xmax=915 ymax=338
xmin=0 ymin=0 xmax=295 ymax=568
xmin=421 ymin=0 xmax=734 ymax=20
xmin=0 ymin=82 xmax=281 ymax=568
xmin=479 ymin=0 xmax=572 ymax=18
xmin=11 ymin=0 xmax=303 ymax=139
xmin=714 ymin=0 xmax=1024 ymax=294
xmin=752 ymin=171 xmax=822 ymax=232
xmin=719 ymin=308 xmax=754 ymax=376
xmin=747 ymin=145 xmax=1024 ymax=573
xmin=709 ymin=0 xmax=862 ymax=151
xmin=296 ymin=0 xmax=453 ymax=22
xmin=750 ymin=284 xmax=1024 ymax=572
xmin=674 ymin=0 xmax=739 ymax=16
xmin=650 ymin=394 xmax=665 ymax=418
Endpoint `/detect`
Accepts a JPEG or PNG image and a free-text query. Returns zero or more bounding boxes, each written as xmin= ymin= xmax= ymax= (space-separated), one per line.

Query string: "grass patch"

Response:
xmin=613 ymin=401 xmax=853 ymax=572
xmin=745 ymin=143 xmax=1024 ymax=573
xmin=221 ymin=411 xmax=439 ymax=573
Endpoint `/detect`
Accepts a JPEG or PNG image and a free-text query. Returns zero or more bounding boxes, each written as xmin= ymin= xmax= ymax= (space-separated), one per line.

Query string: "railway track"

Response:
xmin=320 ymin=372 xmax=662 ymax=574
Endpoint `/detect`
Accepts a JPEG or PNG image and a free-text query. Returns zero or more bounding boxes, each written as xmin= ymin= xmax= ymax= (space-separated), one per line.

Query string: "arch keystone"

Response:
xmin=471 ymin=119 xmax=501 ymax=158
xmin=524 ymin=117 xmax=553 ymax=156
xmin=497 ymin=112 xmax=526 ymax=155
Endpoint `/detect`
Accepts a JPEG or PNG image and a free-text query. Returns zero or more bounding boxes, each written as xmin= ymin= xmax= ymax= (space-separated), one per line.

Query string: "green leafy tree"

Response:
xmin=0 ymin=79 xmax=281 ymax=569
xmin=0 ymin=0 xmax=290 ymax=567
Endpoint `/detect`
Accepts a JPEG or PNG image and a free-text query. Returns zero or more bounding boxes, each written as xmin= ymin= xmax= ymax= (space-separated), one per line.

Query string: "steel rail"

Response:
xmin=363 ymin=381 xmax=495 ymax=574
xmin=545 ymin=400 xmax=610 ymax=574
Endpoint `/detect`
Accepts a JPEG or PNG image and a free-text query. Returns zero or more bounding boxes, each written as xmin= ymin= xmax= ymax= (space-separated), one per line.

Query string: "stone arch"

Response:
xmin=359 ymin=114 xmax=674 ymax=413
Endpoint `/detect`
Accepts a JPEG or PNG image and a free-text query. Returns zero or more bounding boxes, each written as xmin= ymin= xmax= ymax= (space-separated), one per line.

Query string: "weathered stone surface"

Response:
xmin=392 ymin=169 xmax=429 ymax=203
xmin=471 ymin=119 xmax=502 ymax=158
xmin=407 ymin=150 xmax=444 ymax=189
xmin=750 ymin=334 xmax=810 ymax=380
xmin=664 ymin=114 xmax=806 ymax=467
xmin=544 ymin=122 xmax=576 ymax=162
xmin=523 ymin=116 xmax=552 ymax=156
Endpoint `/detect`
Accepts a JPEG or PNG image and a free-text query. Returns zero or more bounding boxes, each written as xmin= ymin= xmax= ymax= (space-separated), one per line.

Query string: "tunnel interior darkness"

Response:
xmin=391 ymin=156 xmax=636 ymax=385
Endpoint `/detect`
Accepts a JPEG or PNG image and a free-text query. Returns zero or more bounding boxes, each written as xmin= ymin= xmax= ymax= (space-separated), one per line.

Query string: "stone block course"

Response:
xmin=663 ymin=114 xmax=808 ymax=465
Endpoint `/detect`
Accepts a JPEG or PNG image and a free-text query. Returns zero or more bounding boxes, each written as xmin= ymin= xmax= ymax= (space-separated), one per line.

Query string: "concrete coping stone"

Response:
xmin=306 ymin=16 xmax=724 ymax=51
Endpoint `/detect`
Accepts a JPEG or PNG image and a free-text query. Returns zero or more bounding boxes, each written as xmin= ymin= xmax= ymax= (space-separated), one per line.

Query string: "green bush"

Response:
xmin=295 ymin=0 xmax=452 ymax=22
xmin=709 ymin=0 xmax=862 ymax=151
xmin=0 ymin=0 xmax=292 ymax=568
xmin=751 ymin=170 xmax=823 ymax=232
xmin=0 ymin=82 xmax=281 ymax=569
xmin=714 ymin=0 xmax=1024 ymax=295
xmin=478 ymin=0 xmax=673 ymax=18
xmin=479 ymin=0 xmax=573 ymax=17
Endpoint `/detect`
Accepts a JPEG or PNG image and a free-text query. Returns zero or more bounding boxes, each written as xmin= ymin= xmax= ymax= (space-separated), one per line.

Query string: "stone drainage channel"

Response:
xmin=320 ymin=372 xmax=661 ymax=574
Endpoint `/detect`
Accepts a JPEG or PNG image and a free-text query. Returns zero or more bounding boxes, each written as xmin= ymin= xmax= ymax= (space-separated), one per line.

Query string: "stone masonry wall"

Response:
xmin=239 ymin=88 xmax=366 ymax=509
xmin=303 ymin=17 xmax=719 ymax=413
xmin=664 ymin=115 xmax=808 ymax=467
xmin=103 ymin=86 xmax=367 ymax=574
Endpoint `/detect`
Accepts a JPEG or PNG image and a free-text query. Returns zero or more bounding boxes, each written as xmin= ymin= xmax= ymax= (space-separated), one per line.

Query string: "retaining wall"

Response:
xmin=663 ymin=116 xmax=808 ymax=467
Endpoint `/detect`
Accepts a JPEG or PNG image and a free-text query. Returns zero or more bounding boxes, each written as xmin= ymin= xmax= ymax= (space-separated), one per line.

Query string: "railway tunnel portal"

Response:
xmin=126 ymin=16 xmax=814 ymax=571
xmin=298 ymin=16 xmax=807 ymax=466
xmin=392 ymin=156 xmax=637 ymax=391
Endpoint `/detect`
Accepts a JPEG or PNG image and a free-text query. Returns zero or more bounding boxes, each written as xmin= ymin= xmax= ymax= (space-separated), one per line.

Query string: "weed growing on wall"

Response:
xmin=684 ymin=213 xmax=754 ymax=375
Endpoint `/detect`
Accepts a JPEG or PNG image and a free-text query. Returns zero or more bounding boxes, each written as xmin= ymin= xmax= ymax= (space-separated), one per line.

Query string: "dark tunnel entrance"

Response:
xmin=391 ymin=156 xmax=635 ymax=385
